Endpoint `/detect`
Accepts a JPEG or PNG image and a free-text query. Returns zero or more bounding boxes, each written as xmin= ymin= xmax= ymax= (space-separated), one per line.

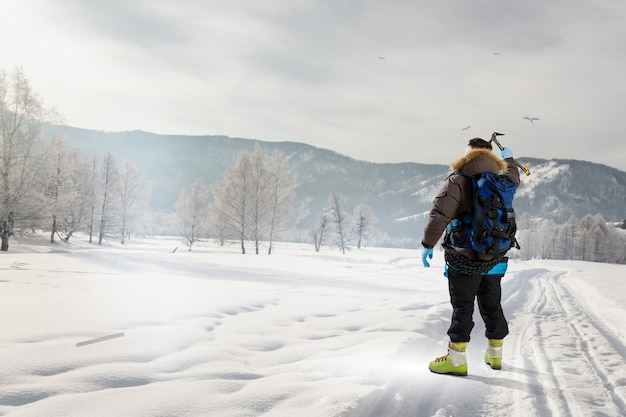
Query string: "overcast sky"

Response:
xmin=2 ymin=0 xmax=626 ymax=171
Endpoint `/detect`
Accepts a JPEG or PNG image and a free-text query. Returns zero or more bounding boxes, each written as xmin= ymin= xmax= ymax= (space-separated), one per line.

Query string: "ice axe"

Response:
xmin=490 ymin=132 xmax=531 ymax=176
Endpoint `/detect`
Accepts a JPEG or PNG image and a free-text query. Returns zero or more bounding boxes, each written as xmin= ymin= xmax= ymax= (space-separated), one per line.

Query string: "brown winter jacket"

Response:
xmin=421 ymin=148 xmax=521 ymax=261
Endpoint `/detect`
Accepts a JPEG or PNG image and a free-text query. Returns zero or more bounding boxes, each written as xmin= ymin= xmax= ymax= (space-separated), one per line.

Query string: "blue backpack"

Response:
xmin=446 ymin=171 xmax=520 ymax=257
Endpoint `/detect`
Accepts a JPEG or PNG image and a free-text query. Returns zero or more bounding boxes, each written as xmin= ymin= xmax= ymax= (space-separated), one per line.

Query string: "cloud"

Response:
xmin=51 ymin=0 xmax=185 ymax=46
xmin=2 ymin=0 xmax=626 ymax=171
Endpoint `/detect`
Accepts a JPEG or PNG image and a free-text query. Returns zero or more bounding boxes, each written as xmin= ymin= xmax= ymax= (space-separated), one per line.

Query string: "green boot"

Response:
xmin=429 ymin=342 xmax=467 ymax=376
xmin=484 ymin=339 xmax=503 ymax=370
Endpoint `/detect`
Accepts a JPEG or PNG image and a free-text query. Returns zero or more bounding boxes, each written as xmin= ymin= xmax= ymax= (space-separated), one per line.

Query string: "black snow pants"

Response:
xmin=446 ymin=268 xmax=509 ymax=343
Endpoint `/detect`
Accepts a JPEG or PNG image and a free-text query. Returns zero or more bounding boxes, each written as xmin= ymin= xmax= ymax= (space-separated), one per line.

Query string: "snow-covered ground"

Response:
xmin=2 ymin=234 xmax=625 ymax=417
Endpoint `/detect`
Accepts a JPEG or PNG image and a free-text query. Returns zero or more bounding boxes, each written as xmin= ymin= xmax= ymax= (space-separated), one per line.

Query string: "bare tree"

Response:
xmin=46 ymin=136 xmax=64 ymax=243
xmin=59 ymin=152 xmax=93 ymax=242
xmin=212 ymin=152 xmax=252 ymax=254
xmin=43 ymin=137 xmax=96 ymax=243
xmin=211 ymin=146 xmax=298 ymax=254
xmin=576 ymin=215 xmax=595 ymax=261
xmin=173 ymin=178 xmax=209 ymax=251
xmin=313 ymin=212 xmax=330 ymax=252
xmin=329 ymin=192 xmax=350 ymax=254
xmin=248 ymin=146 xmax=271 ymax=254
xmin=45 ymin=136 xmax=81 ymax=243
xmin=207 ymin=205 xmax=228 ymax=246
xmin=97 ymin=151 xmax=120 ymax=245
xmin=266 ymin=149 xmax=297 ymax=255
xmin=0 ymin=67 xmax=58 ymax=251
xmin=353 ymin=203 xmax=377 ymax=249
xmin=119 ymin=161 xmax=150 ymax=244
xmin=87 ymin=156 xmax=97 ymax=243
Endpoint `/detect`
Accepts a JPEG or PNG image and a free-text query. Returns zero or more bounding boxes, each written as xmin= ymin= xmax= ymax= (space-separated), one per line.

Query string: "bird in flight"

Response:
xmin=378 ymin=56 xmax=386 ymax=60
xmin=461 ymin=126 xmax=471 ymax=131
xmin=493 ymin=52 xmax=501 ymax=55
xmin=523 ymin=116 xmax=540 ymax=123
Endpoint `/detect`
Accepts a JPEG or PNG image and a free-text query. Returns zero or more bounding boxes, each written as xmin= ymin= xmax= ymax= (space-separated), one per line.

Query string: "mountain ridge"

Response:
xmin=47 ymin=125 xmax=626 ymax=247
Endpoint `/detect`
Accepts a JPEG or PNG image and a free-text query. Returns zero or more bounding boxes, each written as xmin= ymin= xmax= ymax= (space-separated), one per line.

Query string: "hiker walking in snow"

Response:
xmin=421 ymin=137 xmax=521 ymax=376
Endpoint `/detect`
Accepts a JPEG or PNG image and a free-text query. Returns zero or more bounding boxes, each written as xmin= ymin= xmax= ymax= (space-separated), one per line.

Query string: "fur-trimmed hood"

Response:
xmin=421 ymin=148 xmax=521 ymax=253
xmin=450 ymin=148 xmax=507 ymax=174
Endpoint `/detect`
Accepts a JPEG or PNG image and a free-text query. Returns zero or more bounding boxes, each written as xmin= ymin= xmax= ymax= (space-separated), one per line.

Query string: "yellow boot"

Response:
xmin=485 ymin=339 xmax=503 ymax=370
xmin=429 ymin=342 xmax=467 ymax=376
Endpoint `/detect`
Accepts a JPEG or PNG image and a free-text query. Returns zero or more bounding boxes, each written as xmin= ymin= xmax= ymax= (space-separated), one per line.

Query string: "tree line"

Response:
xmin=1 ymin=68 xmax=377 ymax=254
xmin=515 ymin=213 xmax=626 ymax=264
xmin=172 ymin=145 xmax=297 ymax=254
xmin=171 ymin=145 xmax=379 ymax=254
xmin=0 ymin=68 xmax=150 ymax=251
xmin=4 ymin=67 xmax=624 ymax=262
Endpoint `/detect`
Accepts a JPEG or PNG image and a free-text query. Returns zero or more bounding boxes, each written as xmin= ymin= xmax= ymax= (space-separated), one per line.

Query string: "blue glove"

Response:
xmin=422 ymin=247 xmax=433 ymax=268
xmin=500 ymin=147 xmax=514 ymax=159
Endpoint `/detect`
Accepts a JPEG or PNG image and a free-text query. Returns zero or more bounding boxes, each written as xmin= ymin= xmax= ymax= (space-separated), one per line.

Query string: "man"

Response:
xmin=421 ymin=138 xmax=520 ymax=376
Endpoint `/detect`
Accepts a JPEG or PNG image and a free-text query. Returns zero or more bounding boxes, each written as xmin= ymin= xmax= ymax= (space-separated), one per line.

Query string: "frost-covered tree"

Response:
xmin=540 ymin=218 xmax=558 ymax=259
xmin=45 ymin=137 xmax=93 ymax=243
xmin=118 ymin=161 xmax=150 ymax=244
xmin=46 ymin=137 xmax=65 ymax=243
xmin=173 ymin=178 xmax=209 ymax=251
xmin=313 ymin=212 xmax=330 ymax=252
xmin=0 ymin=67 xmax=58 ymax=251
xmin=211 ymin=146 xmax=297 ymax=254
xmin=516 ymin=213 xmax=626 ymax=264
xmin=559 ymin=216 xmax=578 ymax=260
xmin=207 ymin=205 xmax=228 ymax=246
xmin=60 ymin=153 xmax=93 ymax=242
xmin=212 ymin=151 xmax=252 ymax=254
xmin=247 ymin=146 xmax=270 ymax=254
xmin=353 ymin=203 xmax=377 ymax=249
xmin=266 ymin=149 xmax=297 ymax=254
xmin=576 ymin=215 xmax=596 ymax=261
xmin=329 ymin=192 xmax=350 ymax=254
xmin=87 ymin=156 xmax=97 ymax=243
xmin=97 ymin=151 xmax=121 ymax=245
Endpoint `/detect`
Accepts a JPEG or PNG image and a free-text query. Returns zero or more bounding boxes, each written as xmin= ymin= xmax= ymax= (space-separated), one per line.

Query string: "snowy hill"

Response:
xmin=48 ymin=125 xmax=626 ymax=246
xmin=513 ymin=158 xmax=626 ymax=223
xmin=2 ymin=234 xmax=626 ymax=416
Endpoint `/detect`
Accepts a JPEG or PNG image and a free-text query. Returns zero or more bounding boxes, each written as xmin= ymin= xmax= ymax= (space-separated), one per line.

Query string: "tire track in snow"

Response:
xmin=498 ymin=269 xmax=573 ymax=417
xmin=544 ymin=273 xmax=626 ymax=416
xmin=517 ymin=270 xmax=626 ymax=417
xmin=526 ymin=272 xmax=574 ymax=417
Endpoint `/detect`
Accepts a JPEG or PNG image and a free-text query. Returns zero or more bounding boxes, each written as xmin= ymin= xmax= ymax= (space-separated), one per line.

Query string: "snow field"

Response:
xmin=1 ymin=236 xmax=626 ymax=417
